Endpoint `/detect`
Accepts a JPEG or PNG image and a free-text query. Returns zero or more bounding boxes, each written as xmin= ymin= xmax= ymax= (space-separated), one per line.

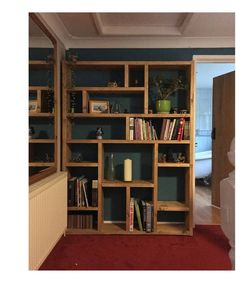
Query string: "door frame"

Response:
xmin=192 ymin=54 xmax=235 ymax=210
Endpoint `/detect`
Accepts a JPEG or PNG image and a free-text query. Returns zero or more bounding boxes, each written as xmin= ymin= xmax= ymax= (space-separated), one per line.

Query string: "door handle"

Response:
xmin=211 ymin=128 xmax=216 ymax=140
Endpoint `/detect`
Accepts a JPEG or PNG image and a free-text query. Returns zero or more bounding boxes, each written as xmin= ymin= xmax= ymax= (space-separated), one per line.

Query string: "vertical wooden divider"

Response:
xmin=152 ymin=142 xmax=158 ymax=232
xmin=126 ymin=186 xmax=131 ymax=232
xmin=188 ymin=61 xmax=195 ymax=234
xmin=124 ymin=64 xmax=129 ymax=87
xmin=98 ymin=142 xmax=103 ymax=231
xmin=144 ymin=64 xmax=149 ymax=114
xmin=62 ymin=62 xmax=69 ymax=171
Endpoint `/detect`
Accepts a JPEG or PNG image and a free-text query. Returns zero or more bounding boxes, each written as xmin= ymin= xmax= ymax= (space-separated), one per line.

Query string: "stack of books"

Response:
xmin=67 ymin=213 xmax=93 ymax=229
xmin=129 ymin=118 xmax=158 ymax=140
xmin=160 ymin=118 xmax=190 ymax=141
xmin=129 ymin=198 xmax=154 ymax=233
xmin=68 ymin=176 xmax=98 ymax=207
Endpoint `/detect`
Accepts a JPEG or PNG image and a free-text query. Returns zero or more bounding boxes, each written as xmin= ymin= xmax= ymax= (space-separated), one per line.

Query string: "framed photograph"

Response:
xmin=89 ymin=100 xmax=109 ymax=113
xmin=29 ymin=100 xmax=38 ymax=113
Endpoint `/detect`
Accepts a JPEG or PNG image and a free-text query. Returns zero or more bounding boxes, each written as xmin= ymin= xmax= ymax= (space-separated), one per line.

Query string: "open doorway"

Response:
xmin=194 ymin=59 xmax=235 ymax=224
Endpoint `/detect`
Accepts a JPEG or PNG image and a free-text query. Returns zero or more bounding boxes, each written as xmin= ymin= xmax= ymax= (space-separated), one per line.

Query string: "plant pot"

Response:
xmin=156 ymin=99 xmax=171 ymax=113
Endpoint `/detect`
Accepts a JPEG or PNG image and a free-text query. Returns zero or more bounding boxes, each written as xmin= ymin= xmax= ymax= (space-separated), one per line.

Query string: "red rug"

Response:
xmin=39 ymin=225 xmax=232 ymax=270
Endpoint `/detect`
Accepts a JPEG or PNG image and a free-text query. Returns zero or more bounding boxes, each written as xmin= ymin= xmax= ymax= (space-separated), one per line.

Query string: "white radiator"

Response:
xmin=29 ymin=172 xmax=67 ymax=270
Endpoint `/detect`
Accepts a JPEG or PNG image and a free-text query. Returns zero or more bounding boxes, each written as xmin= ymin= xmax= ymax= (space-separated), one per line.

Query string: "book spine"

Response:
xmin=163 ymin=119 xmax=170 ymax=140
xmin=177 ymin=118 xmax=185 ymax=141
xmin=146 ymin=202 xmax=152 ymax=233
xmin=129 ymin=117 xmax=134 ymax=140
xmin=129 ymin=198 xmax=134 ymax=232
xmin=134 ymin=199 xmax=143 ymax=231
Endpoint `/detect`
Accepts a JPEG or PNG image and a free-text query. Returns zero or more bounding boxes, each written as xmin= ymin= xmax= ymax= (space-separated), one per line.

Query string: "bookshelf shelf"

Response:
xmin=158 ymin=163 xmax=190 ymax=167
xmin=68 ymin=206 xmax=98 ymax=211
xmin=156 ymin=223 xmax=190 ymax=235
xmin=29 ymin=139 xmax=55 ymax=143
xmin=102 ymin=180 xmax=154 ymax=188
xmin=65 ymin=162 xmax=98 ymax=167
xmin=157 ymin=201 xmax=189 ymax=211
xmin=62 ymin=60 xmax=194 ymax=235
xmin=29 ymin=162 xmax=54 ymax=167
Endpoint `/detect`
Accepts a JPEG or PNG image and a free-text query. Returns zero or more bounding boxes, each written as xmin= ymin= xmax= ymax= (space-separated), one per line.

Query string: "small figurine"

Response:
xmin=176 ymin=153 xmax=186 ymax=163
xmin=96 ymin=127 xmax=103 ymax=139
xmin=107 ymin=81 xmax=118 ymax=87
xmin=170 ymin=107 xmax=178 ymax=114
xmin=134 ymin=79 xmax=139 ymax=86
xmin=160 ymin=153 xmax=167 ymax=163
xmin=180 ymin=109 xmax=187 ymax=114
xmin=71 ymin=152 xmax=83 ymax=162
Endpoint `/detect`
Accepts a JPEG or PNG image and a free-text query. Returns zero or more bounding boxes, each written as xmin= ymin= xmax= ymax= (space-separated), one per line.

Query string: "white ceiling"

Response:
xmin=30 ymin=12 xmax=235 ymax=48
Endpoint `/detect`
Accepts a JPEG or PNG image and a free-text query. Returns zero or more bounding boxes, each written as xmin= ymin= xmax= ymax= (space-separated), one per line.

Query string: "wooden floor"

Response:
xmin=194 ymin=184 xmax=220 ymax=225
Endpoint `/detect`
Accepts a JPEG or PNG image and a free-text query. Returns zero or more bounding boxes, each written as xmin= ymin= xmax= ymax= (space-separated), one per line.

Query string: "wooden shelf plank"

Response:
xmin=65 ymin=162 xmax=98 ymax=167
xmin=68 ymin=206 xmax=98 ymax=211
xmin=29 ymin=113 xmax=55 ymax=117
xmin=29 ymin=162 xmax=54 ymax=167
xmin=68 ymin=87 xmax=145 ymax=93
xmin=102 ymin=180 xmax=154 ymax=187
xmin=157 ymin=201 xmax=189 ymax=211
xmin=156 ymin=223 xmax=190 ymax=235
xmin=67 ymin=113 xmax=190 ymax=118
xmin=66 ymin=228 xmax=99 ymax=234
xmin=158 ymin=163 xmax=190 ymax=167
xmin=29 ymin=139 xmax=55 ymax=144
xmin=29 ymin=86 xmax=52 ymax=91
xmin=66 ymin=139 xmax=190 ymax=145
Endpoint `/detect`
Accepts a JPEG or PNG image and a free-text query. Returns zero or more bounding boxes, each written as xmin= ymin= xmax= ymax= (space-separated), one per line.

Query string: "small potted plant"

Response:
xmin=151 ymin=75 xmax=186 ymax=113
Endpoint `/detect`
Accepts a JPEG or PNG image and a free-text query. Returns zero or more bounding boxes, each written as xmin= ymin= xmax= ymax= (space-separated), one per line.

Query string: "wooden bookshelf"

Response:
xmin=29 ymin=60 xmax=57 ymax=182
xmin=62 ymin=60 xmax=194 ymax=235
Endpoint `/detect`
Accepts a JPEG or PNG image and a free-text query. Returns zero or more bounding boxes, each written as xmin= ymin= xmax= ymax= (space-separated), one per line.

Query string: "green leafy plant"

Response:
xmin=151 ymin=75 xmax=186 ymax=100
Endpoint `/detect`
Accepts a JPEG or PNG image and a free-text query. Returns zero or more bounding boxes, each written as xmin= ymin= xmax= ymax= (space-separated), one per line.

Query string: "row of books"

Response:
xmin=129 ymin=198 xmax=154 ymax=233
xmin=160 ymin=118 xmax=190 ymax=141
xmin=129 ymin=118 xmax=158 ymax=140
xmin=68 ymin=176 xmax=98 ymax=207
xmin=67 ymin=214 xmax=94 ymax=229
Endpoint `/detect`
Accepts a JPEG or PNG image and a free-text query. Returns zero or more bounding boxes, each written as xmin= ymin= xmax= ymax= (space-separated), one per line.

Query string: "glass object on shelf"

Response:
xmin=106 ymin=153 xmax=115 ymax=181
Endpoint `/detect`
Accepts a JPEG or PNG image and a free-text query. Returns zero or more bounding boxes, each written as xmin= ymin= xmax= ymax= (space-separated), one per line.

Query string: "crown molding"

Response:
xmin=93 ymin=13 xmax=182 ymax=36
xmin=68 ymin=36 xmax=235 ymax=48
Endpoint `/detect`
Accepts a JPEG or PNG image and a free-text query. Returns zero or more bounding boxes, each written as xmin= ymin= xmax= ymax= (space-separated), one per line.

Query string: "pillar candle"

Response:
xmin=124 ymin=159 xmax=132 ymax=181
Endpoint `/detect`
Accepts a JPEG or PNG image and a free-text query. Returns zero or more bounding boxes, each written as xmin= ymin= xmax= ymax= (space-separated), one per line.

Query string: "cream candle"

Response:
xmin=124 ymin=159 xmax=132 ymax=181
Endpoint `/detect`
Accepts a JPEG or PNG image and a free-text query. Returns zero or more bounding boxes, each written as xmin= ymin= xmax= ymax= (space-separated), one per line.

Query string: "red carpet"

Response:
xmin=39 ymin=225 xmax=232 ymax=270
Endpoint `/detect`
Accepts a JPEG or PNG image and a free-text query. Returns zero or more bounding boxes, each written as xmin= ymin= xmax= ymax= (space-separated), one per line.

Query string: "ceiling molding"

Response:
xmin=38 ymin=13 xmax=71 ymax=49
xmin=29 ymin=37 xmax=53 ymax=48
xmin=68 ymin=36 xmax=234 ymax=49
xmin=92 ymin=13 xmax=182 ymax=36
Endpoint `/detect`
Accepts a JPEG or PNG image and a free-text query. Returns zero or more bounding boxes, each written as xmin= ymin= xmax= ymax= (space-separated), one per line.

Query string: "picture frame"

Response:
xmin=29 ymin=100 xmax=38 ymax=112
xmin=89 ymin=100 xmax=110 ymax=113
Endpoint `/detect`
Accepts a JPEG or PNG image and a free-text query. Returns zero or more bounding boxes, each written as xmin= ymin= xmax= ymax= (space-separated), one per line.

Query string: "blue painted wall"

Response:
xmin=67 ymin=48 xmax=234 ymax=61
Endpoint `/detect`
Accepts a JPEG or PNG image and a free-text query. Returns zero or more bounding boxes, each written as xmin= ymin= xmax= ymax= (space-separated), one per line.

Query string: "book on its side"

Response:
xmin=134 ymin=198 xmax=143 ymax=231
xmin=129 ymin=198 xmax=134 ymax=231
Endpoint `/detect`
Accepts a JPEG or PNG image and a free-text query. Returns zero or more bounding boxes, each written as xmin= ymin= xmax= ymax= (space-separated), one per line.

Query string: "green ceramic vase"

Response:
xmin=156 ymin=99 xmax=171 ymax=113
